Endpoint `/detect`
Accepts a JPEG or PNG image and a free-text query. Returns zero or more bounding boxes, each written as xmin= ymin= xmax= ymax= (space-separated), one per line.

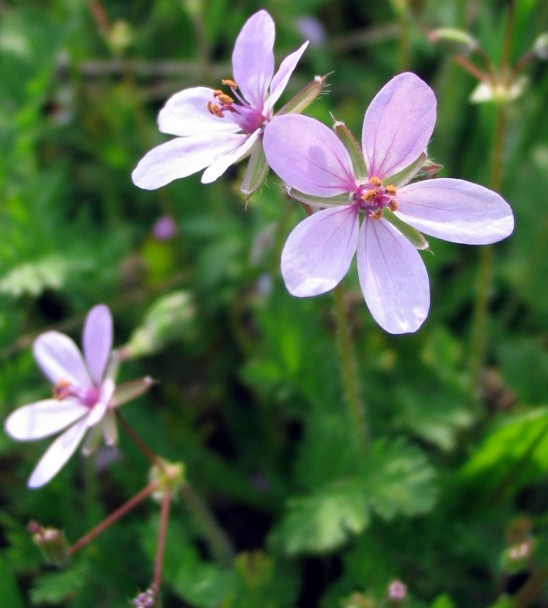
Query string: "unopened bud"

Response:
xmin=278 ymin=74 xmax=328 ymax=116
xmin=131 ymin=587 xmax=156 ymax=607
xmin=532 ymin=32 xmax=548 ymax=60
xmin=501 ymin=540 xmax=534 ymax=574
xmin=124 ymin=291 xmax=196 ymax=358
xmin=29 ymin=521 xmax=70 ymax=566
xmin=387 ymin=579 xmax=407 ymax=602
xmin=429 ymin=28 xmax=479 ymax=55
xmin=107 ymin=20 xmax=133 ymax=55
xmin=470 ymin=76 xmax=528 ymax=104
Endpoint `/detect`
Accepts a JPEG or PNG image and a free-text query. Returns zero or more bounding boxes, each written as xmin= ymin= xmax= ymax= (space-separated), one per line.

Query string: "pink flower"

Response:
xmin=263 ymin=72 xmax=514 ymax=334
xmin=4 ymin=305 xmax=151 ymax=488
xmin=132 ymin=10 xmax=308 ymax=195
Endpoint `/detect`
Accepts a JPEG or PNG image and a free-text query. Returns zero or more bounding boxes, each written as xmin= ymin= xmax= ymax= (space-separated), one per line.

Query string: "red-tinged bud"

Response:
xmin=29 ymin=521 xmax=70 ymax=566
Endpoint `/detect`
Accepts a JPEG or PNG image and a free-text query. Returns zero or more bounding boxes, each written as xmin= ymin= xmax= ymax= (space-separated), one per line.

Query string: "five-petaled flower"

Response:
xmin=263 ymin=72 xmax=514 ymax=334
xmin=132 ymin=10 xmax=311 ymax=196
xmin=4 ymin=305 xmax=151 ymax=488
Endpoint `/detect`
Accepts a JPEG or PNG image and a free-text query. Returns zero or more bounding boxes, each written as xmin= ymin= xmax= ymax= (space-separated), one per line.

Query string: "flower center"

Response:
xmin=53 ymin=379 xmax=99 ymax=408
xmin=206 ymin=79 xmax=266 ymax=134
xmin=354 ymin=176 xmax=398 ymax=219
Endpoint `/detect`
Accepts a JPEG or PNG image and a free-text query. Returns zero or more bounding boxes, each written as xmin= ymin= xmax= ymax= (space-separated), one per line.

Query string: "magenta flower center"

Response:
xmin=53 ymin=379 xmax=99 ymax=408
xmin=353 ymin=176 xmax=398 ymax=219
xmin=207 ymin=79 xmax=268 ymax=134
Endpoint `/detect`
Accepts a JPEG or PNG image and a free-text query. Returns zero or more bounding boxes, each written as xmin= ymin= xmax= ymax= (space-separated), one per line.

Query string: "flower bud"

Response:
xmin=29 ymin=521 xmax=70 ymax=566
xmin=387 ymin=579 xmax=408 ymax=602
xmin=149 ymin=459 xmax=185 ymax=502
xmin=429 ymin=28 xmax=479 ymax=55
xmin=532 ymin=32 xmax=548 ymax=60
xmin=131 ymin=587 xmax=156 ymax=607
xmin=123 ymin=291 xmax=196 ymax=358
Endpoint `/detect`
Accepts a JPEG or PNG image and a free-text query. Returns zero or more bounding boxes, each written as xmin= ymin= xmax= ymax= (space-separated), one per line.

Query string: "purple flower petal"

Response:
xmin=4 ymin=399 xmax=88 ymax=441
xmin=265 ymin=41 xmax=309 ymax=112
xmin=395 ymin=178 xmax=515 ymax=244
xmin=281 ymin=205 xmax=359 ymax=296
xmin=85 ymin=378 xmax=115 ymax=428
xmin=263 ymin=115 xmax=356 ymax=196
xmin=362 ymin=72 xmax=436 ymax=179
xmin=83 ymin=304 xmax=112 ymax=386
xmin=232 ymin=10 xmax=275 ymax=110
xmin=27 ymin=417 xmax=89 ymax=488
xmin=158 ymin=87 xmax=241 ymax=136
xmin=357 ymin=218 xmax=430 ymax=334
xmin=201 ymin=129 xmax=260 ymax=184
xmin=131 ymin=133 xmax=248 ymax=190
xmin=34 ymin=332 xmax=90 ymax=387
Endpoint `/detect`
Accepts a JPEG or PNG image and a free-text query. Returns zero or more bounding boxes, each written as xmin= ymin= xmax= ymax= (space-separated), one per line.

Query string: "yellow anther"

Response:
xmin=216 ymin=93 xmax=234 ymax=105
xmin=207 ymin=101 xmax=224 ymax=118
xmin=385 ymin=184 xmax=397 ymax=196
xmin=53 ymin=379 xmax=71 ymax=400
xmin=369 ymin=176 xmax=382 ymax=187
xmin=222 ymin=79 xmax=238 ymax=89
xmin=213 ymin=89 xmax=223 ymax=97
xmin=389 ymin=200 xmax=398 ymax=211
xmin=370 ymin=209 xmax=383 ymax=219
xmin=361 ymin=189 xmax=377 ymax=202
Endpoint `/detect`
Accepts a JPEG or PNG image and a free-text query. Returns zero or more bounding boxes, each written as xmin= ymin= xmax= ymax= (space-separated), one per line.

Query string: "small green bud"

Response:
xmin=500 ymin=540 xmax=534 ymax=575
xmin=532 ymin=32 xmax=548 ymax=60
xmin=29 ymin=521 xmax=70 ymax=567
xmin=149 ymin=459 xmax=185 ymax=502
xmin=241 ymin=140 xmax=269 ymax=199
xmin=123 ymin=291 xmax=196 ymax=358
xmin=429 ymin=28 xmax=479 ymax=55
xmin=470 ymin=76 xmax=528 ymax=105
xmin=107 ymin=20 xmax=133 ymax=55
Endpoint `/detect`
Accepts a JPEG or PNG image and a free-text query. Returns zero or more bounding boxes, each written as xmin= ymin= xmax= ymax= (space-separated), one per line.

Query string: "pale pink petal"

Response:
xmin=4 ymin=399 xmax=88 ymax=441
xmin=265 ymin=41 xmax=309 ymax=112
xmin=132 ymin=133 xmax=247 ymax=190
xmin=158 ymin=87 xmax=241 ymax=136
xmin=395 ymin=179 xmax=514 ymax=244
xmin=85 ymin=378 xmax=115 ymax=428
xmin=27 ymin=418 xmax=89 ymax=488
xmin=83 ymin=305 xmax=112 ymax=386
xmin=357 ymin=218 xmax=430 ymax=334
xmin=232 ymin=10 xmax=275 ymax=109
xmin=34 ymin=332 xmax=90 ymax=387
xmin=263 ymin=115 xmax=356 ymax=196
xmin=281 ymin=205 xmax=359 ymax=296
xmin=201 ymin=130 xmax=260 ymax=184
xmin=362 ymin=72 xmax=436 ymax=179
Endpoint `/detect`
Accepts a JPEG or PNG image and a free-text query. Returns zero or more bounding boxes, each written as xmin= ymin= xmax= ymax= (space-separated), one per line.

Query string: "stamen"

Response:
xmin=221 ymin=79 xmax=238 ymax=89
xmin=369 ymin=176 xmax=382 ymax=187
xmin=389 ymin=200 xmax=398 ymax=211
xmin=207 ymin=101 xmax=224 ymax=118
xmin=385 ymin=184 xmax=397 ymax=196
xmin=361 ymin=189 xmax=378 ymax=202
xmin=53 ymin=379 xmax=71 ymax=400
xmin=216 ymin=93 xmax=234 ymax=106
xmin=370 ymin=209 xmax=383 ymax=220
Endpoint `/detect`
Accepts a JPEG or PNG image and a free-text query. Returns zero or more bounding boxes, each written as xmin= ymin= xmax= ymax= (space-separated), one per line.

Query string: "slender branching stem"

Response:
xmin=333 ymin=282 xmax=368 ymax=457
xmin=151 ymin=489 xmax=172 ymax=594
xmin=180 ymin=483 xmax=235 ymax=567
xmin=116 ymin=410 xmax=163 ymax=468
xmin=69 ymin=480 xmax=162 ymax=555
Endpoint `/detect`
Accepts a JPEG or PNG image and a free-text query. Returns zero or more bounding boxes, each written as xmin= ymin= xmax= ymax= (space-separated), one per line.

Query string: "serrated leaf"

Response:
xmin=271 ymin=479 xmax=370 ymax=555
xmin=30 ymin=561 xmax=89 ymax=604
xmin=363 ymin=439 xmax=437 ymax=519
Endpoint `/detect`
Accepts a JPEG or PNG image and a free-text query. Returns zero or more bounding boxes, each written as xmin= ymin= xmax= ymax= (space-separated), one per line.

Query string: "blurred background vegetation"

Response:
xmin=1 ymin=0 xmax=548 ymax=606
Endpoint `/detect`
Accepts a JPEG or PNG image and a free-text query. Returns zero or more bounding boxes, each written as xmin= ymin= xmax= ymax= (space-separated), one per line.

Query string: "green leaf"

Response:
xmin=271 ymin=479 xmax=370 ymax=554
xmin=30 ymin=561 xmax=89 ymax=604
xmin=0 ymin=554 xmax=25 ymax=608
xmin=363 ymin=439 xmax=437 ymax=519
xmin=430 ymin=594 xmax=457 ymax=608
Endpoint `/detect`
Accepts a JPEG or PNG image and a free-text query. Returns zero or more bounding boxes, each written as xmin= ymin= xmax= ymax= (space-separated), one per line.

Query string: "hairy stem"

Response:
xmin=180 ymin=483 xmax=235 ymax=567
xmin=333 ymin=283 xmax=368 ymax=457
xmin=151 ymin=489 xmax=172 ymax=594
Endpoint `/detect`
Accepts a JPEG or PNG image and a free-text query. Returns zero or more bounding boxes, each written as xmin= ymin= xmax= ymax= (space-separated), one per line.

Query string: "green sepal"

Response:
xmin=241 ymin=139 xmax=269 ymax=199
xmin=383 ymin=209 xmax=429 ymax=251
xmin=285 ymin=187 xmax=351 ymax=209
xmin=333 ymin=120 xmax=367 ymax=179
xmin=385 ymin=152 xmax=426 ymax=187
xmin=430 ymin=27 xmax=479 ymax=54
xmin=278 ymin=74 xmax=328 ymax=115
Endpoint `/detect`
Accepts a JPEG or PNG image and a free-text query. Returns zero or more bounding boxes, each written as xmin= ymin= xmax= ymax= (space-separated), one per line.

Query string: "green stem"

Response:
xmin=152 ymin=489 xmax=172 ymax=595
xmin=467 ymin=83 xmax=508 ymax=405
xmin=180 ymin=483 xmax=235 ymax=567
xmin=333 ymin=283 xmax=368 ymax=457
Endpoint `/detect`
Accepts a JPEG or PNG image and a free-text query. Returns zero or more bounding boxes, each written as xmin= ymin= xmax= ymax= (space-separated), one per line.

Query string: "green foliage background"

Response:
xmin=1 ymin=0 xmax=547 ymax=606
